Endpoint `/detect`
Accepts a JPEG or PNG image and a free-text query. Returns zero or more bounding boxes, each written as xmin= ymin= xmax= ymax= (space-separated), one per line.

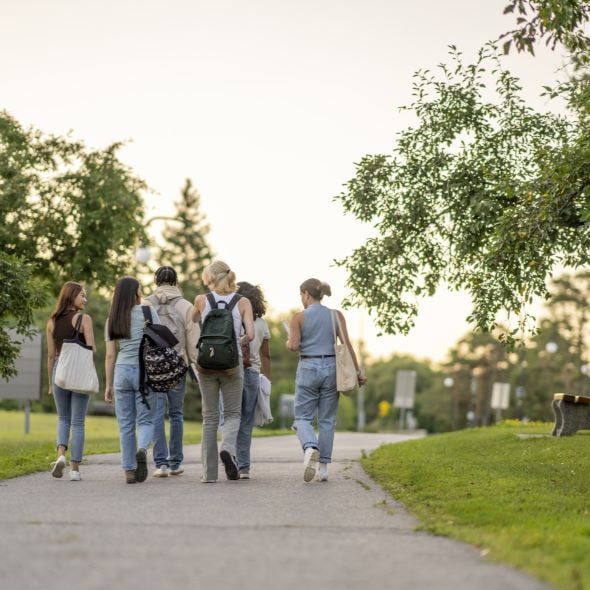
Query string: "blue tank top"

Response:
xmin=299 ymin=304 xmax=336 ymax=356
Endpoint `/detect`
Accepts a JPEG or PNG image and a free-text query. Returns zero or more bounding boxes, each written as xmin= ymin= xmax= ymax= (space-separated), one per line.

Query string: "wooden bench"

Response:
xmin=552 ymin=393 xmax=590 ymax=436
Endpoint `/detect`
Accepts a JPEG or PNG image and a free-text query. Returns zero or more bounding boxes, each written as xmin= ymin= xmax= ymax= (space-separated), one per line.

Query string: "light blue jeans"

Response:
xmin=52 ymin=362 xmax=90 ymax=463
xmin=294 ymin=357 xmax=339 ymax=464
xmin=236 ymin=368 xmax=260 ymax=471
xmin=114 ymin=364 xmax=156 ymax=471
xmin=153 ymin=377 xmax=186 ymax=469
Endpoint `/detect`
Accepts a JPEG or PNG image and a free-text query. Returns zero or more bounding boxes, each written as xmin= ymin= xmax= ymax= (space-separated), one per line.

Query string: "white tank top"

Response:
xmin=201 ymin=291 xmax=243 ymax=354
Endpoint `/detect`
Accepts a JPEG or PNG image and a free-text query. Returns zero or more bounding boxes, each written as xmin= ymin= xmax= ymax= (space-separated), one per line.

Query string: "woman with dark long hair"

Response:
xmin=287 ymin=278 xmax=366 ymax=483
xmin=235 ymin=281 xmax=272 ymax=479
xmin=46 ymin=281 xmax=96 ymax=481
xmin=105 ymin=276 xmax=160 ymax=484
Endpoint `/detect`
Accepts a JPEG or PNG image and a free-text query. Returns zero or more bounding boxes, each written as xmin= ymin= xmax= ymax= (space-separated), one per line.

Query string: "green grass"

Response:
xmin=0 ymin=410 xmax=289 ymax=480
xmin=362 ymin=421 xmax=590 ymax=590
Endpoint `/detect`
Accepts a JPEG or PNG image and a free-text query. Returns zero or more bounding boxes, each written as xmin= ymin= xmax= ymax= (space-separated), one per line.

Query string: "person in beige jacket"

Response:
xmin=144 ymin=266 xmax=200 ymax=477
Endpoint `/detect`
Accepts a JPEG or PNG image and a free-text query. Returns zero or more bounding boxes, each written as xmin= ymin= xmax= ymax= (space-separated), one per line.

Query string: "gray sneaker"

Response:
xmin=51 ymin=455 xmax=67 ymax=479
xmin=303 ymin=448 xmax=319 ymax=482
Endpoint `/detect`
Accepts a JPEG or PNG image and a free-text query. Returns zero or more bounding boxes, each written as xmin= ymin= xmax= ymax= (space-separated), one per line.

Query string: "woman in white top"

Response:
xmin=192 ymin=260 xmax=254 ymax=482
xmin=235 ymin=281 xmax=272 ymax=479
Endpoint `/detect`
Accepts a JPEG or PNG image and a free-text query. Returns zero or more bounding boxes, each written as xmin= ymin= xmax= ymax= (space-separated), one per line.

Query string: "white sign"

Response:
xmin=394 ymin=370 xmax=416 ymax=409
xmin=490 ymin=382 xmax=510 ymax=410
xmin=0 ymin=329 xmax=43 ymax=401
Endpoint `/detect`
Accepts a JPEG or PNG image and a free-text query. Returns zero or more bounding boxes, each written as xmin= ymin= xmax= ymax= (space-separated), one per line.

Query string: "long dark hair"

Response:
xmin=50 ymin=282 xmax=84 ymax=322
xmin=108 ymin=276 xmax=140 ymax=339
xmin=237 ymin=281 xmax=266 ymax=319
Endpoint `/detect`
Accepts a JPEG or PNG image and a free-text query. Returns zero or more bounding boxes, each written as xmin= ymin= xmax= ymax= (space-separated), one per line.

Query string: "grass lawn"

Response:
xmin=363 ymin=421 xmax=590 ymax=590
xmin=0 ymin=410 xmax=287 ymax=480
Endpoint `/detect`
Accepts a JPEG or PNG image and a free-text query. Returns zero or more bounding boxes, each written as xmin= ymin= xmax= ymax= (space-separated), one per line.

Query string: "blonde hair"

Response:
xmin=300 ymin=278 xmax=331 ymax=300
xmin=202 ymin=260 xmax=237 ymax=295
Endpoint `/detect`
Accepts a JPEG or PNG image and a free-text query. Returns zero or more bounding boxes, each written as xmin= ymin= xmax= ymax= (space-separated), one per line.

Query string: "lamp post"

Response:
xmin=444 ymin=376 xmax=455 ymax=430
xmin=135 ymin=215 xmax=180 ymax=265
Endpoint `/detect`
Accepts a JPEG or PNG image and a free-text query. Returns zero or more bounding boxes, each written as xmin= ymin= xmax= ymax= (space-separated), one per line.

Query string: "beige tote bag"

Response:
xmin=331 ymin=310 xmax=358 ymax=396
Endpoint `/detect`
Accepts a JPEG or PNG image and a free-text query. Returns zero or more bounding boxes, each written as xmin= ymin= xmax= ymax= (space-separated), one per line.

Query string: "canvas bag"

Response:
xmin=139 ymin=306 xmax=188 ymax=408
xmin=254 ymin=373 xmax=273 ymax=426
xmin=145 ymin=293 xmax=186 ymax=356
xmin=331 ymin=310 xmax=358 ymax=396
xmin=196 ymin=293 xmax=241 ymax=374
xmin=54 ymin=315 xmax=99 ymax=394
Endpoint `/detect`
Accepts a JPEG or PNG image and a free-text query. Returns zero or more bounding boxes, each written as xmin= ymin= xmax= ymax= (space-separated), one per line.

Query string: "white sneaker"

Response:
xmin=153 ymin=465 xmax=169 ymax=478
xmin=303 ymin=447 xmax=320 ymax=482
xmin=169 ymin=466 xmax=184 ymax=476
xmin=51 ymin=455 xmax=67 ymax=479
xmin=317 ymin=463 xmax=328 ymax=482
xmin=70 ymin=470 xmax=82 ymax=481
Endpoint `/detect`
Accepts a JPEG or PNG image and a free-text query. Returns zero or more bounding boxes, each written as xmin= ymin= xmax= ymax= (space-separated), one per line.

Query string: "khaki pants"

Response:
xmin=198 ymin=371 xmax=244 ymax=480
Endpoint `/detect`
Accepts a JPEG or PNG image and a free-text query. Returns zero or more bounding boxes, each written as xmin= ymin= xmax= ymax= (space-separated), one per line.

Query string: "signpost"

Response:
xmin=394 ymin=370 xmax=416 ymax=430
xmin=279 ymin=393 xmax=295 ymax=430
xmin=490 ymin=382 xmax=510 ymax=422
xmin=0 ymin=329 xmax=43 ymax=433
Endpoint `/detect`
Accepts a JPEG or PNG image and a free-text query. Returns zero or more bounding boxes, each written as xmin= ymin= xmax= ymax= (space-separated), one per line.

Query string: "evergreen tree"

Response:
xmin=159 ymin=179 xmax=214 ymax=301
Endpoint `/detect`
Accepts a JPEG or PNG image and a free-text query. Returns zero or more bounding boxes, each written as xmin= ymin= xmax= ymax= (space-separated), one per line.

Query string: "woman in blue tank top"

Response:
xmin=287 ymin=278 xmax=366 ymax=482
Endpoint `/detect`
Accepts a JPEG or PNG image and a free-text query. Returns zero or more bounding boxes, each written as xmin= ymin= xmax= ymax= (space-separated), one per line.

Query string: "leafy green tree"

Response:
xmin=0 ymin=111 xmax=147 ymax=294
xmin=159 ymin=179 xmax=213 ymax=301
xmin=336 ymin=45 xmax=574 ymax=342
xmin=0 ymin=253 xmax=47 ymax=379
xmin=0 ymin=110 xmax=148 ymax=378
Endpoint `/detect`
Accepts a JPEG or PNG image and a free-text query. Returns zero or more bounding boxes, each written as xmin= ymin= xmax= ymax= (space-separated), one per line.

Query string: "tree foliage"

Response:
xmin=500 ymin=0 xmax=590 ymax=60
xmin=0 ymin=110 xmax=148 ymax=378
xmin=0 ymin=111 xmax=147 ymax=294
xmin=337 ymin=45 xmax=577 ymax=341
xmin=159 ymin=179 xmax=213 ymax=301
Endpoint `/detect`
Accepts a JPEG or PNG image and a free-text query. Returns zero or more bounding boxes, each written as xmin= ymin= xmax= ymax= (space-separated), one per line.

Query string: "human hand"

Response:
xmin=105 ymin=386 xmax=114 ymax=403
xmin=48 ymin=385 xmax=53 ymax=396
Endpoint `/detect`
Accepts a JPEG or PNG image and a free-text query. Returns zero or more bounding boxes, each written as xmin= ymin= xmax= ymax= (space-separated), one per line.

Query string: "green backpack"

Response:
xmin=196 ymin=293 xmax=241 ymax=374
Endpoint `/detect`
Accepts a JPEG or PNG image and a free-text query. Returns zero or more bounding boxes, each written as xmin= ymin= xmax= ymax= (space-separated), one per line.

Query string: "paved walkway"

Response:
xmin=0 ymin=432 xmax=549 ymax=590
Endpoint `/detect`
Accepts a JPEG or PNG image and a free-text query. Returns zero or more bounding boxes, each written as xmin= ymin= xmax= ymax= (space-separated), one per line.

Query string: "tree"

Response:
xmin=159 ymin=179 xmax=213 ymax=301
xmin=336 ymin=44 xmax=575 ymax=342
xmin=0 ymin=111 xmax=147 ymax=294
xmin=0 ymin=110 xmax=148 ymax=377
xmin=0 ymin=253 xmax=47 ymax=379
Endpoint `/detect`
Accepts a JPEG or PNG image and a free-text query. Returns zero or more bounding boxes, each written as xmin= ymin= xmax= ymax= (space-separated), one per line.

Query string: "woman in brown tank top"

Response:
xmin=46 ymin=282 xmax=96 ymax=481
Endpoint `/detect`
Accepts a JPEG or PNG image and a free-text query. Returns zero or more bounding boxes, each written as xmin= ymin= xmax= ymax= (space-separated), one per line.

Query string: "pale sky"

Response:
xmin=2 ymin=0 xmax=567 ymax=362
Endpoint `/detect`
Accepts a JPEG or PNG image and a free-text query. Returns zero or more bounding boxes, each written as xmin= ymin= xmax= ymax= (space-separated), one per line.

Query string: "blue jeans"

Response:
xmin=294 ymin=357 xmax=339 ymax=464
xmin=52 ymin=362 xmax=90 ymax=463
xmin=153 ymin=377 xmax=186 ymax=469
xmin=114 ymin=364 xmax=156 ymax=471
xmin=236 ymin=368 xmax=260 ymax=471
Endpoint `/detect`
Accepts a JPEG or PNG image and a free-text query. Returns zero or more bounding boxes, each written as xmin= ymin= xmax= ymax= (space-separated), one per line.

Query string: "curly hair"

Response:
xmin=237 ymin=281 xmax=267 ymax=319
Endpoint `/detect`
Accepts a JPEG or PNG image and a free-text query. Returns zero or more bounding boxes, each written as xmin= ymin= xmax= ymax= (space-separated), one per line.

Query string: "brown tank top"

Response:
xmin=53 ymin=310 xmax=87 ymax=355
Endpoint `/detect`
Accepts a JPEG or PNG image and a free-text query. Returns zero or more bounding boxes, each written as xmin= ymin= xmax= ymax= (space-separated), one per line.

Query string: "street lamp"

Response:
xmin=545 ymin=341 xmax=558 ymax=354
xmin=135 ymin=215 xmax=180 ymax=265
xmin=444 ymin=376 xmax=456 ymax=430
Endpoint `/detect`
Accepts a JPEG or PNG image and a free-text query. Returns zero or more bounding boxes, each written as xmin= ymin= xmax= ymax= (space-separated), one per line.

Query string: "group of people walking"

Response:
xmin=46 ymin=260 xmax=366 ymax=485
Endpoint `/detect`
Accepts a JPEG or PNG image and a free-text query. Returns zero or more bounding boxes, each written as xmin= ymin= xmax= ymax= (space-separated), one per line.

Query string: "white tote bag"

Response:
xmin=331 ymin=310 xmax=358 ymax=396
xmin=254 ymin=373 xmax=273 ymax=427
xmin=54 ymin=315 xmax=99 ymax=394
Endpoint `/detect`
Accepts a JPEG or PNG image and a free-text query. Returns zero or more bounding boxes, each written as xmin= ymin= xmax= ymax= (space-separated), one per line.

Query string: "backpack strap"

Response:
xmin=138 ymin=306 xmax=152 ymax=410
xmin=206 ymin=292 xmax=218 ymax=310
xmin=72 ymin=314 xmax=84 ymax=341
xmin=226 ymin=293 xmax=241 ymax=311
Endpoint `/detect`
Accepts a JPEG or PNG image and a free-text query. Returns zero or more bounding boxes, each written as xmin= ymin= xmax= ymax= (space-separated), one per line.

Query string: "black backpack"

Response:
xmin=196 ymin=293 xmax=241 ymax=374
xmin=139 ymin=306 xmax=188 ymax=407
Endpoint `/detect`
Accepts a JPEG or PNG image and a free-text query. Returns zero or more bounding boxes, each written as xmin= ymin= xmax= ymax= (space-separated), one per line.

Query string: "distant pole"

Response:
xmin=24 ymin=400 xmax=31 ymax=434
xmin=357 ymin=310 xmax=366 ymax=432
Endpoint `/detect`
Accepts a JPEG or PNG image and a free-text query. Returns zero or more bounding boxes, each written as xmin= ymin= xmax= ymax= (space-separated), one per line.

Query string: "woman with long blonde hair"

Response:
xmin=192 ymin=260 xmax=254 ymax=482
xmin=46 ymin=281 xmax=96 ymax=481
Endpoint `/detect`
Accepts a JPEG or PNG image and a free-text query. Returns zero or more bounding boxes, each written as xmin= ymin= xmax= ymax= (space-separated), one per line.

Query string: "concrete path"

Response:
xmin=0 ymin=432 xmax=549 ymax=590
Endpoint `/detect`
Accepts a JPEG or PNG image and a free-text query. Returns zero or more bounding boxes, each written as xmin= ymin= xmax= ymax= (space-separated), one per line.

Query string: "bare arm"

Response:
xmin=185 ymin=306 xmax=200 ymax=365
xmin=105 ymin=340 xmax=116 ymax=403
xmin=336 ymin=310 xmax=367 ymax=385
xmin=240 ymin=298 xmax=255 ymax=341
xmin=286 ymin=312 xmax=304 ymax=351
xmin=260 ymin=338 xmax=272 ymax=380
xmin=46 ymin=320 xmax=55 ymax=396
xmin=192 ymin=294 xmax=206 ymax=323
xmin=80 ymin=314 xmax=96 ymax=351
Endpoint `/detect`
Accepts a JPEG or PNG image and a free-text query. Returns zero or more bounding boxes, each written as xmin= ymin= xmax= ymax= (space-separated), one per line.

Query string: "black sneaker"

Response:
xmin=135 ymin=448 xmax=148 ymax=483
xmin=219 ymin=450 xmax=239 ymax=480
